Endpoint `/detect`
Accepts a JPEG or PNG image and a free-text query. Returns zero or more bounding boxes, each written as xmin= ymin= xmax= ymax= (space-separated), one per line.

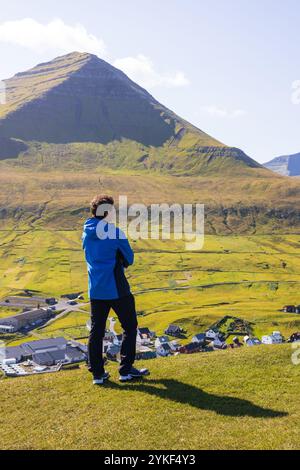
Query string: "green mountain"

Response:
xmin=0 ymin=52 xmax=260 ymax=174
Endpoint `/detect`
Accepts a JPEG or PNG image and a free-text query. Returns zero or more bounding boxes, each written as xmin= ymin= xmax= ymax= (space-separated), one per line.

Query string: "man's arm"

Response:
xmin=117 ymin=230 xmax=134 ymax=267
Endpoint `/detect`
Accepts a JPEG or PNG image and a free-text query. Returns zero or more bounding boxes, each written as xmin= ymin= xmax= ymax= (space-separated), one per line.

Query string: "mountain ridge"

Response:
xmin=0 ymin=51 xmax=263 ymax=174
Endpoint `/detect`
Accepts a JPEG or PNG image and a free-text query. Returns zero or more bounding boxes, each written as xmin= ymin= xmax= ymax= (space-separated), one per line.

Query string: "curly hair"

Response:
xmin=90 ymin=194 xmax=114 ymax=218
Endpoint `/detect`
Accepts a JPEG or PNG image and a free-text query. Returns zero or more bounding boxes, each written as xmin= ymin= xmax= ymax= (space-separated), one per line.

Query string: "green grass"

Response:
xmin=1 ymin=232 xmax=300 ymax=346
xmin=0 ymin=345 xmax=299 ymax=450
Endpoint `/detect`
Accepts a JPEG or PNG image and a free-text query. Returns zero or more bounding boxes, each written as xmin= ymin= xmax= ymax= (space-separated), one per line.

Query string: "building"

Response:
xmin=244 ymin=336 xmax=261 ymax=346
xmin=165 ymin=324 xmax=184 ymax=338
xmin=261 ymin=331 xmax=283 ymax=345
xmin=0 ymin=324 xmax=15 ymax=333
xmin=155 ymin=336 xmax=170 ymax=348
xmin=0 ymin=308 xmax=54 ymax=332
xmin=0 ymin=337 xmax=87 ymax=369
xmin=156 ymin=343 xmax=172 ymax=357
xmin=179 ymin=342 xmax=202 ymax=354
xmin=192 ymin=333 xmax=206 ymax=345
xmin=136 ymin=349 xmax=157 ymax=360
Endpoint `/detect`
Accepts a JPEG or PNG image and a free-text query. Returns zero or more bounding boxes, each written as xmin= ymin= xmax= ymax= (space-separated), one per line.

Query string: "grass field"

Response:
xmin=0 ymin=345 xmax=299 ymax=450
xmin=0 ymin=231 xmax=300 ymax=345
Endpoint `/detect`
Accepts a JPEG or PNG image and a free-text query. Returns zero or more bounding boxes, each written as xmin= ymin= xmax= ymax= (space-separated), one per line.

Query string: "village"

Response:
xmin=1 ymin=292 xmax=300 ymax=379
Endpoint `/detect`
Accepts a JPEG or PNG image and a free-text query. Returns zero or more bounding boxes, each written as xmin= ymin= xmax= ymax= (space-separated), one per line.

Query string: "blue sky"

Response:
xmin=0 ymin=0 xmax=299 ymax=163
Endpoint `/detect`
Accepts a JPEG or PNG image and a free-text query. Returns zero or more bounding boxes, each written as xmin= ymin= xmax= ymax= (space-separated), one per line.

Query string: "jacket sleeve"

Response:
xmin=117 ymin=230 xmax=134 ymax=267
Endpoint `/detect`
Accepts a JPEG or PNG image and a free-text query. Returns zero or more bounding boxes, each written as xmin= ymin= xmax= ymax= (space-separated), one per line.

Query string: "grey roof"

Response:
xmin=166 ymin=324 xmax=181 ymax=332
xmin=22 ymin=337 xmax=67 ymax=353
xmin=193 ymin=333 xmax=206 ymax=341
xmin=2 ymin=346 xmax=24 ymax=361
xmin=66 ymin=346 xmax=86 ymax=361
xmin=69 ymin=341 xmax=88 ymax=353
xmin=48 ymin=350 xmax=65 ymax=362
xmin=32 ymin=352 xmax=55 ymax=365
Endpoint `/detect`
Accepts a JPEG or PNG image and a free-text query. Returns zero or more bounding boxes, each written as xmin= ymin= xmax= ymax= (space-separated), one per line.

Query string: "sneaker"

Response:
xmin=119 ymin=367 xmax=150 ymax=382
xmin=93 ymin=371 xmax=110 ymax=385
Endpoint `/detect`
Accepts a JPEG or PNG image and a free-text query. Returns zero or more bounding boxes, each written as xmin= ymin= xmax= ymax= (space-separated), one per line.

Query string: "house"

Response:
xmin=283 ymin=305 xmax=296 ymax=313
xmin=136 ymin=347 xmax=157 ymax=360
xmin=156 ymin=343 xmax=172 ymax=357
xmin=45 ymin=298 xmax=57 ymax=306
xmin=179 ymin=342 xmax=202 ymax=354
xmin=261 ymin=331 xmax=283 ymax=345
xmin=32 ymin=350 xmax=65 ymax=366
xmin=0 ymin=308 xmax=54 ymax=332
xmin=137 ymin=327 xmax=155 ymax=345
xmin=138 ymin=327 xmax=155 ymax=338
xmin=3 ymin=308 xmax=53 ymax=332
xmin=0 ymin=337 xmax=87 ymax=371
xmin=65 ymin=346 xmax=87 ymax=363
xmin=244 ymin=336 xmax=261 ymax=346
xmin=106 ymin=344 xmax=120 ymax=360
xmin=104 ymin=330 xmax=116 ymax=343
xmin=155 ymin=336 xmax=170 ymax=348
xmin=0 ymin=324 xmax=15 ymax=333
xmin=205 ymin=329 xmax=218 ymax=340
xmin=211 ymin=337 xmax=227 ymax=350
xmin=169 ymin=340 xmax=181 ymax=352
xmin=288 ymin=332 xmax=300 ymax=343
xmin=192 ymin=333 xmax=206 ymax=345
xmin=115 ymin=334 xmax=123 ymax=346
xmin=165 ymin=324 xmax=184 ymax=338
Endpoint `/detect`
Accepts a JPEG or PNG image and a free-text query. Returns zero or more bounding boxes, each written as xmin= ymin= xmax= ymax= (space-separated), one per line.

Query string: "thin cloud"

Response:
xmin=202 ymin=105 xmax=246 ymax=119
xmin=0 ymin=18 xmax=107 ymax=57
xmin=114 ymin=54 xmax=190 ymax=89
xmin=0 ymin=18 xmax=190 ymax=89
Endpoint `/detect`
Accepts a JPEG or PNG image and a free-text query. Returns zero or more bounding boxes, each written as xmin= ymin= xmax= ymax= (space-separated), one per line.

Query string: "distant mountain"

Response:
xmin=264 ymin=153 xmax=300 ymax=176
xmin=0 ymin=52 xmax=261 ymax=174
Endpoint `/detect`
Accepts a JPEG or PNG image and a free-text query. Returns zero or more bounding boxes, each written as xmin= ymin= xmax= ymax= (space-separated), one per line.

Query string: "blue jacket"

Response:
xmin=82 ymin=218 xmax=134 ymax=300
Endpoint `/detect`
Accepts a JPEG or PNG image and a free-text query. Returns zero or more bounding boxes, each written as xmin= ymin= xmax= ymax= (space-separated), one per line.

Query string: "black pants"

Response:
xmin=88 ymin=294 xmax=138 ymax=377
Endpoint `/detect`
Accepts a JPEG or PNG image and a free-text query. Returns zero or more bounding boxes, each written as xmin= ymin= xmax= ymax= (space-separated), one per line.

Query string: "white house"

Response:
xmin=155 ymin=336 xmax=170 ymax=348
xmin=206 ymin=329 xmax=218 ymax=340
xmin=156 ymin=343 xmax=172 ymax=357
xmin=262 ymin=331 xmax=283 ymax=345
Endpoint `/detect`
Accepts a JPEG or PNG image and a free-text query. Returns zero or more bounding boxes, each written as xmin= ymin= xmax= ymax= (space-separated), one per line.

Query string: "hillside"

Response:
xmin=0 ymin=51 xmax=261 ymax=174
xmin=264 ymin=153 xmax=300 ymax=176
xmin=0 ymin=345 xmax=299 ymax=450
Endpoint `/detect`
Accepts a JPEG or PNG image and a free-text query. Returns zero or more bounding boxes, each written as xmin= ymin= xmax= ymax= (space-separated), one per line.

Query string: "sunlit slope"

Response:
xmin=0 ymin=346 xmax=299 ymax=450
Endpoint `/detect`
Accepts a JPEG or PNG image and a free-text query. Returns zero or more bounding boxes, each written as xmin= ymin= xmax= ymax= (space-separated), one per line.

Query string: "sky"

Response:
xmin=0 ymin=0 xmax=299 ymax=163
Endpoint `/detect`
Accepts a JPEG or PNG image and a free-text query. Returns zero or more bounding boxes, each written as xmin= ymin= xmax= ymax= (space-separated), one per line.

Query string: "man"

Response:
xmin=82 ymin=194 xmax=149 ymax=385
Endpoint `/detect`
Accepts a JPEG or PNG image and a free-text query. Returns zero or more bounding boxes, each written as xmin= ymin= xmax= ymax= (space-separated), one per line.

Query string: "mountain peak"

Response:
xmin=0 ymin=53 xmax=262 ymax=173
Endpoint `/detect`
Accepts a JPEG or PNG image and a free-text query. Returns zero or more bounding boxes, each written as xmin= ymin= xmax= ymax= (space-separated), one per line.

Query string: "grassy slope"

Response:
xmin=0 ymin=345 xmax=299 ymax=450
xmin=0 ymin=165 xmax=300 ymax=233
xmin=1 ymin=233 xmax=300 ymax=346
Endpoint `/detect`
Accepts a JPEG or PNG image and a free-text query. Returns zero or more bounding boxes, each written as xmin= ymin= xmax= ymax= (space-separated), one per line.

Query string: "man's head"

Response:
xmin=90 ymin=194 xmax=114 ymax=220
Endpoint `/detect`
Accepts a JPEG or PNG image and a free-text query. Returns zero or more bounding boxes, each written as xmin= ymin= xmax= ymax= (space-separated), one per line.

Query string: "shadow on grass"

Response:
xmin=105 ymin=379 xmax=288 ymax=418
